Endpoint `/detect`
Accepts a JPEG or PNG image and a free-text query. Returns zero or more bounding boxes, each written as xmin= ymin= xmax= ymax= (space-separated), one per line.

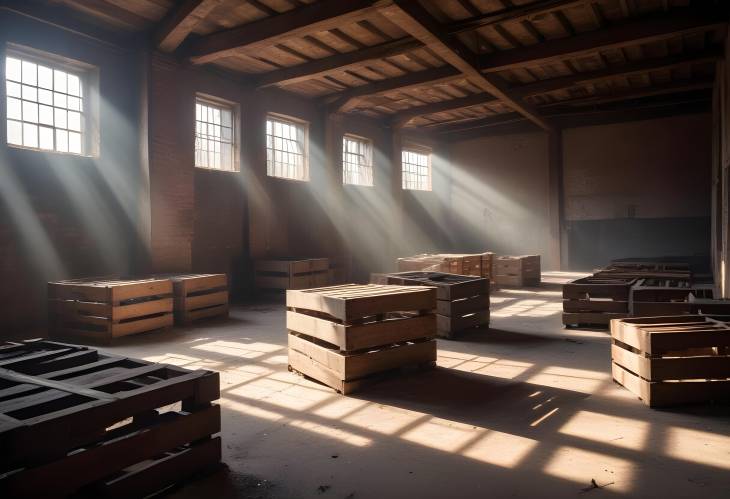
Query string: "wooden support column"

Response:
xmin=548 ymin=129 xmax=565 ymax=270
xmin=390 ymin=126 xmax=405 ymax=270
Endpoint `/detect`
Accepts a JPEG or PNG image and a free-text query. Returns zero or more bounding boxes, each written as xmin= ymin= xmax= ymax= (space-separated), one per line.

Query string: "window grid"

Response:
xmin=402 ymin=149 xmax=431 ymax=191
xmin=195 ymin=99 xmax=235 ymax=171
xmin=5 ymin=55 xmax=84 ymax=154
xmin=342 ymin=135 xmax=373 ymax=186
xmin=266 ymin=115 xmax=308 ymax=181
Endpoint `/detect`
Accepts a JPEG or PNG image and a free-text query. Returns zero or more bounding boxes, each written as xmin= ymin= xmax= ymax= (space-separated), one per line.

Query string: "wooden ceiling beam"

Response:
xmin=155 ymin=0 xmax=222 ymax=52
xmin=478 ymin=7 xmax=726 ymax=73
xmin=392 ymin=92 xmax=499 ymax=127
xmin=327 ymin=65 xmax=463 ymax=113
xmin=256 ymin=37 xmax=422 ymax=88
xmin=379 ymin=0 xmax=552 ymax=130
xmin=511 ymin=47 xmax=722 ymax=98
xmin=186 ymin=0 xmax=379 ymax=64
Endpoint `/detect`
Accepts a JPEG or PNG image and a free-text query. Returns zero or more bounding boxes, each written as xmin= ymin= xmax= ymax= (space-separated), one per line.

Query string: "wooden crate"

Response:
xmin=610 ymin=315 xmax=730 ymax=407
xmin=384 ymin=271 xmax=489 ymax=338
xmin=609 ymin=258 xmax=691 ymax=273
xmin=629 ymin=278 xmax=694 ymax=316
xmin=286 ymin=284 xmax=437 ymax=394
xmin=481 ymin=252 xmax=495 ymax=281
xmin=562 ymin=276 xmax=634 ymax=327
xmin=254 ymin=258 xmax=329 ymax=290
xmin=0 ymin=339 xmax=221 ymax=497
xmin=328 ymin=255 xmax=351 ymax=285
xmin=48 ymin=277 xmax=173 ymax=343
xmin=396 ymin=253 xmax=490 ymax=278
xmin=494 ymin=255 xmax=541 ymax=287
xmin=161 ymin=274 xmax=228 ymax=325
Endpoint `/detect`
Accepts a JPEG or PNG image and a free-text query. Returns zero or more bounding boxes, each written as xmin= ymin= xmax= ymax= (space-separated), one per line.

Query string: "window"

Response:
xmin=195 ymin=97 xmax=237 ymax=171
xmin=342 ymin=134 xmax=373 ymax=186
xmin=266 ymin=114 xmax=308 ymax=181
xmin=5 ymin=51 xmax=88 ymax=155
xmin=402 ymin=148 xmax=432 ymax=191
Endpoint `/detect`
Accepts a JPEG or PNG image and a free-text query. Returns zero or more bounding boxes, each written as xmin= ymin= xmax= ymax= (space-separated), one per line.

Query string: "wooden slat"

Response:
xmin=392 ymin=92 xmax=497 ymax=127
xmin=155 ymin=0 xmax=223 ymax=52
xmin=186 ymin=0 xmax=379 ymax=64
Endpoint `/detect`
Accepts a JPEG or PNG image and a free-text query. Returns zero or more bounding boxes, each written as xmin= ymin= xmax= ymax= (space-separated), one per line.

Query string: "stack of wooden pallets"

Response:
xmin=48 ymin=277 xmax=174 ymax=343
xmin=163 ymin=274 xmax=228 ymax=325
xmin=382 ymin=271 xmax=489 ymax=338
xmin=396 ymin=252 xmax=494 ymax=280
xmin=611 ymin=315 xmax=730 ymax=407
xmin=562 ymin=276 xmax=634 ymax=327
xmin=493 ymin=255 xmax=541 ymax=287
xmin=254 ymin=258 xmax=330 ymax=290
xmin=0 ymin=339 xmax=221 ymax=497
xmin=286 ymin=284 xmax=437 ymax=394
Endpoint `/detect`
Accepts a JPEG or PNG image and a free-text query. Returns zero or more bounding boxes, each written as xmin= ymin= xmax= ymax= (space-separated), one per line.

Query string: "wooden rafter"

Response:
xmin=378 ymin=0 xmax=552 ymax=130
xmin=155 ymin=0 xmax=223 ymax=52
xmin=392 ymin=92 xmax=499 ymax=127
xmin=186 ymin=0 xmax=379 ymax=64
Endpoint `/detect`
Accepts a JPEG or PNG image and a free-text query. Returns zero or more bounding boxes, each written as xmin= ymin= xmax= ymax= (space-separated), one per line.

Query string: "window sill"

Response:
xmin=6 ymin=143 xmax=95 ymax=159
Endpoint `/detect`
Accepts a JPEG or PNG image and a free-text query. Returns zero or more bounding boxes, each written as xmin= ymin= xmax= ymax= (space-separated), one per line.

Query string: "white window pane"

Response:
xmin=6 ymin=81 xmax=21 ymax=98
xmin=56 ymin=129 xmax=68 ymax=152
xmin=68 ymin=132 xmax=81 ymax=153
xmin=54 ymin=108 xmax=67 ymax=129
xmin=7 ymin=97 xmax=21 ymax=120
xmin=266 ymin=120 xmax=272 ymax=134
xmin=39 ymin=126 xmax=54 ymax=150
xmin=23 ymin=101 xmax=38 ymax=123
xmin=67 ymin=111 xmax=81 ymax=132
xmin=54 ymin=70 xmax=67 ymax=93
xmin=6 ymin=57 xmax=21 ymax=81
xmin=222 ymin=109 xmax=231 ymax=127
xmin=68 ymin=96 xmax=80 ymax=111
xmin=22 ymin=84 xmax=37 ymax=102
xmin=22 ymin=61 xmax=37 ymax=85
xmin=23 ymin=123 xmax=38 ymax=148
xmin=38 ymin=105 xmax=53 ymax=126
xmin=7 ymin=119 xmax=22 ymax=145
xmin=67 ymin=74 xmax=80 ymax=96
xmin=38 ymin=89 xmax=53 ymax=105
xmin=222 ymin=126 xmax=231 ymax=142
xmin=54 ymin=92 xmax=67 ymax=108
xmin=38 ymin=66 xmax=53 ymax=89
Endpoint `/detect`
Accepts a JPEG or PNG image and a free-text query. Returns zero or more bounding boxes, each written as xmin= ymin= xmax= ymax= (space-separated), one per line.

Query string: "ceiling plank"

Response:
xmin=256 ymin=37 xmax=422 ymax=88
xmin=378 ymin=0 xmax=552 ymax=130
xmin=392 ymin=92 xmax=498 ymax=127
xmin=478 ymin=7 xmax=726 ymax=73
xmin=186 ymin=0 xmax=378 ymax=64
xmin=155 ymin=0 xmax=223 ymax=52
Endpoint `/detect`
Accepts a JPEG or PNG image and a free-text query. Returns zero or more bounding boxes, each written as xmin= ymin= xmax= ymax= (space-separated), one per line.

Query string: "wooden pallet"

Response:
xmin=254 ymin=258 xmax=330 ymax=290
xmin=562 ymin=276 xmax=634 ymax=326
xmin=629 ymin=278 xmax=694 ymax=316
xmin=383 ymin=272 xmax=490 ymax=338
xmin=494 ymin=255 xmax=541 ymax=287
xmin=157 ymin=274 xmax=228 ymax=325
xmin=48 ymin=277 xmax=174 ymax=343
xmin=396 ymin=253 xmax=491 ymax=278
xmin=610 ymin=315 xmax=730 ymax=407
xmin=0 ymin=339 xmax=220 ymax=497
xmin=286 ymin=284 xmax=436 ymax=394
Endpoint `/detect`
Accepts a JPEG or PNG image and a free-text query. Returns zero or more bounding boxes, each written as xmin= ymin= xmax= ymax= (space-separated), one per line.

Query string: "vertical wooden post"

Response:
xmin=390 ymin=127 xmax=405 ymax=270
xmin=548 ymin=129 xmax=564 ymax=270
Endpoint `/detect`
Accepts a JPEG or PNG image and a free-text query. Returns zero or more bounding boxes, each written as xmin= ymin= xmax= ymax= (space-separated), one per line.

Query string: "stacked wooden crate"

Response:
xmin=384 ymin=272 xmax=489 ymax=338
xmin=48 ymin=277 xmax=173 ymax=343
xmin=162 ymin=274 xmax=228 ymax=325
xmin=397 ymin=252 xmax=492 ymax=278
xmin=286 ymin=284 xmax=437 ymax=394
xmin=328 ymin=255 xmax=350 ymax=285
xmin=611 ymin=315 xmax=730 ymax=407
xmin=0 ymin=339 xmax=221 ymax=497
xmin=629 ymin=278 xmax=694 ymax=316
xmin=562 ymin=276 xmax=634 ymax=327
xmin=254 ymin=258 xmax=329 ymax=290
xmin=493 ymin=255 xmax=541 ymax=287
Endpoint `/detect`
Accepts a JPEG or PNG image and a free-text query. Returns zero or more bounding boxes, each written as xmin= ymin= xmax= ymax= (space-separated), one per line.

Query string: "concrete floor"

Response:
xmin=103 ymin=273 xmax=730 ymax=499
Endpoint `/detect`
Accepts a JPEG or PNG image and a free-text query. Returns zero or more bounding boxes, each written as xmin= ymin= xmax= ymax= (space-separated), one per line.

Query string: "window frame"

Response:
xmin=194 ymin=94 xmax=240 ymax=172
xmin=401 ymin=145 xmax=432 ymax=191
xmin=342 ymin=133 xmax=374 ymax=187
xmin=4 ymin=44 xmax=99 ymax=157
xmin=265 ymin=112 xmax=309 ymax=182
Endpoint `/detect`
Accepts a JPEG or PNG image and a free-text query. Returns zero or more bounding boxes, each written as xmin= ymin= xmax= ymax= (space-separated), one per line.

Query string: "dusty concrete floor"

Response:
xmin=103 ymin=273 xmax=730 ymax=499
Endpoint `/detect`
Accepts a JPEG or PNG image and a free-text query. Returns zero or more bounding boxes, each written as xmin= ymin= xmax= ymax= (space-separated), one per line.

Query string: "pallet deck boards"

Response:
xmin=493 ymin=255 xmax=540 ymax=287
xmin=48 ymin=277 xmax=174 ymax=342
xmin=381 ymin=271 xmax=490 ymax=338
xmin=254 ymin=258 xmax=330 ymax=290
xmin=156 ymin=274 xmax=229 ymax=325
xmin=0 ymin=339 xmax=221 ymax=497
xmin=397 ymin=253 xmax=493 ymax=279
xmin=610 ymin=315 xmax=730 ymax=407
xmin=287 ymin=284 xmax=436 ymax=394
